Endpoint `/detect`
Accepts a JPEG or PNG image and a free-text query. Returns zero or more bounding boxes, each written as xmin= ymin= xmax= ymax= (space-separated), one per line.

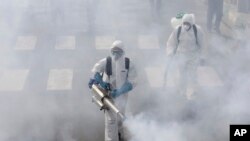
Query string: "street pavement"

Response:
xmin=0 ymin=0 xmax=233 ymax=140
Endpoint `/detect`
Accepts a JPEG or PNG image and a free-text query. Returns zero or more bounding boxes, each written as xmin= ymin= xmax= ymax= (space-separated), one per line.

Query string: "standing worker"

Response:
xmin=207 ymin=0 xmax=224 ymax=33
xmin=166 ymin=13 xmax=204 ymax=99
xmin=88 ymin=40 xmax=137 ymax=141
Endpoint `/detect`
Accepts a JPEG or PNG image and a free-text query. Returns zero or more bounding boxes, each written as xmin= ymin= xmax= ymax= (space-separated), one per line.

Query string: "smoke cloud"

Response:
xmin=0 ymin=0 xmax=249 ymax=141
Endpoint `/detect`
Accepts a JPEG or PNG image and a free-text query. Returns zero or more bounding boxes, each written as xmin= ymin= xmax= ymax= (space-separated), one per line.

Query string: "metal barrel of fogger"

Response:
xmin=92 ymin=84 xmax=125 ymax=120
xmin=92 ymin=95 xmax=104 ymax=109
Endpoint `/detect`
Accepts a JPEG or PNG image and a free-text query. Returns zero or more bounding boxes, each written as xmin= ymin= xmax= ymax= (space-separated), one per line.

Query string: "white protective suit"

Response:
xmin=91 ymin=41 xmax=137 ymax=141
xmin=166 ymin=14 xmax=204 ymax=98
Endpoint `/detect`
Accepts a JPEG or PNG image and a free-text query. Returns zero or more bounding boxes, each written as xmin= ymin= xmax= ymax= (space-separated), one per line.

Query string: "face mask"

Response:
xmin=111 ymin=48 xmax=124 ymax=60
xmin=183 ymin=22 xmax=191 ymax=31
xmin=112 ymin=52 xmax=123 ymax=60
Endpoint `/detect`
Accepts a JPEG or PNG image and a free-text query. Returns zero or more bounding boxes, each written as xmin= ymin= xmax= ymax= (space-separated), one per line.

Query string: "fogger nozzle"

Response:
xmin=91 ymin=84 xmax=126 ymax=120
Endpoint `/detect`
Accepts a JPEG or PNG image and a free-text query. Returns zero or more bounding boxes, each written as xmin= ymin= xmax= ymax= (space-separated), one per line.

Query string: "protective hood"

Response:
xmin=110 ymin=40 xmax=125 ymax=60
xmin=182 ymin=14 xmax=195 ymax=25
xmin=110 ymin=40 xmax=125 ymax=53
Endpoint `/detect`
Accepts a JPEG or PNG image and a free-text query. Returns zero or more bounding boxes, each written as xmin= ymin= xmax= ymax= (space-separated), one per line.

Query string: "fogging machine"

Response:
xmin=91 ymin=84 xmax=126 ymax=120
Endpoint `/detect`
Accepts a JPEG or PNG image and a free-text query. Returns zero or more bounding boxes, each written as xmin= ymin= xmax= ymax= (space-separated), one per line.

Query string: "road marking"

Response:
xmin=0 ymin=69 xmax=29 ymax=91
xmin=14 ymin=36 xmax=37 ymax=50
xmin=197 ymin=66 xmax=224 ymax=87
xmin=55 ymin=36 xmax=76 ymax=50
xmin=47 ymin=69 xmax=73 ymax=90
xmin=95 ymin=36 xmax=115 ymax=49
xmin=138 ymin=35 xmax=159 ymax=49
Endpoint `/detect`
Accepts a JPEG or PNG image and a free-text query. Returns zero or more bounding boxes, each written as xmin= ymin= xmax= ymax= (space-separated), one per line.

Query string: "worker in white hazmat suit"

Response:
xmin=166 ymin=14 xmax=204 ymax=99
xmin=88 ymin=40 xmax=137 ymax=141
xmin=170 ymin=12 xmax=186 ymax=29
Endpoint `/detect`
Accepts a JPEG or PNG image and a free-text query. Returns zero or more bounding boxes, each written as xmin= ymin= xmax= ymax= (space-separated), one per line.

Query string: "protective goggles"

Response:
xmin=183 ymin=22 xmax=191 ymax=26
xmin=111 ymin=47 xmax=124 ymax=55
